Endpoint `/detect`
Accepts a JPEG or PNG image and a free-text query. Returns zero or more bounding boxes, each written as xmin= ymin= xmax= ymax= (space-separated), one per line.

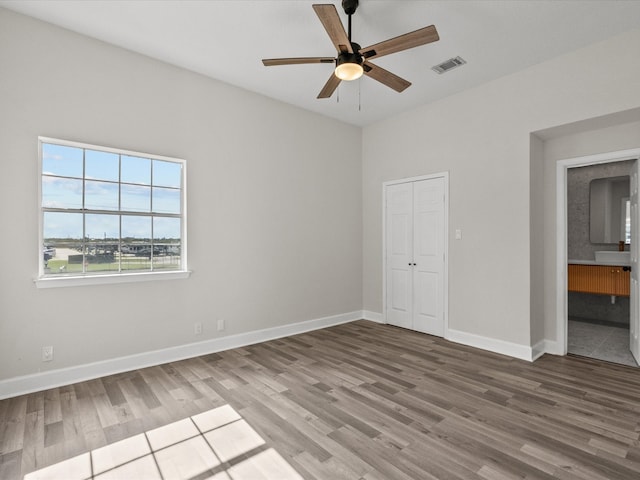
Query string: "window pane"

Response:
xmin=42 ymin=143 xmax=83 ymax=178
xmin=85 ymin=180 xmax=119 ymax=210
xmin=85 ymin=214 xmax=119 ymax=242
xmin=43 ymin=212 xmax=83 ymax=275
xmin=43 ymin=211 xmax=83 ymax=241
xmin=121 ymin=155 xmax=151 ymax=185
xmin=153 ymin=217 xmax=181 ymax=270
xmin=121 ymin=216 xmax=151 ymax=271
xmin=84 ymin=214 xmax=119 ymax=273
xmin=153 ymin=160 xmax=181 ymax=188
xmin=152 ymin=187 xmax=181 ymax=214
xmin=42 ymin=176 xmax=83 ymax=209
xmin=86 ymin=149 xmax=119 ymax=182
xmin=154 ymin=216 xmax=180 ymax=240
xmin=121 ymin=184 xmax=151 ymax=212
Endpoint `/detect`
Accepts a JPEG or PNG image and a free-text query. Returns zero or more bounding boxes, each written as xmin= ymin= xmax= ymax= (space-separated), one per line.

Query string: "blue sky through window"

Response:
xmin=42 ymin=142 xmax=182 ymax=241
xmin=86 ymin=149 xmax=119 ymax=181
xmin=42 ymin=143 xmax=83 ymax=177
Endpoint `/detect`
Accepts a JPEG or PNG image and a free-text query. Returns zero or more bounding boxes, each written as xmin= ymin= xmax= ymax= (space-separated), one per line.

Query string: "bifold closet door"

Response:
xmin=385 ymin=182 xmax=414 ymax=330
xmin=385 ymin=177 xmax=445 ymax=336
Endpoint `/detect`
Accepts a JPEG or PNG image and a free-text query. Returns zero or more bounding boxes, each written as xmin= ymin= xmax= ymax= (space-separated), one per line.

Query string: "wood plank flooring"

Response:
xmin=1 ymin=320 xmax=640 ymax=479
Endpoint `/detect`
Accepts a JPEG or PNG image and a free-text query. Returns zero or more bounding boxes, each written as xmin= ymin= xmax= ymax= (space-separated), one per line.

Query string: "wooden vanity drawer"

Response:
xmin=568 ymin=264 xmax=630 ymax=296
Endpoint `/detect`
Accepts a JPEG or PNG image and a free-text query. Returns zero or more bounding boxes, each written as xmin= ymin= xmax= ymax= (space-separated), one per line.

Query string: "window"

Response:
xmin=38 ymin=137 xmax=188 ymax=286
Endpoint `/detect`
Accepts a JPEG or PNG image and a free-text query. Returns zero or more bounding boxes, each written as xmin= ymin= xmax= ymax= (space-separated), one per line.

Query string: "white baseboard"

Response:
xmin=541 ymin=339 xmax=564 ymax=356
xmin=446 ymin=328 xmax=535 ymax=362
xmin=362 ymin=310 xmax=384 ymax=323
xmin=0 ymin=311 xmax=365 ymax=400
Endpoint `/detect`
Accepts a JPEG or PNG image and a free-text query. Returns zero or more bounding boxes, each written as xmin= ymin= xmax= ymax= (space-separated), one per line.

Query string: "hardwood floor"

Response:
xmin=1 ymin=320 xmax=640 ymax=479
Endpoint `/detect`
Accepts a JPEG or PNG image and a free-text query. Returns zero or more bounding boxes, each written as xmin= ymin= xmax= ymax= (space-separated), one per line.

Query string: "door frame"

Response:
xmin=382 ymin=172 xmax=450 ymax=336
xmin=556 ymin=148 xmax=640 ymax=354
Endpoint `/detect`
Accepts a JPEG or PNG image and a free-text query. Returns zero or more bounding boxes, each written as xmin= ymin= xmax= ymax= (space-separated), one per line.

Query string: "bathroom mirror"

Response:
xmin=590 ymin=176 xmax=630 ymax=244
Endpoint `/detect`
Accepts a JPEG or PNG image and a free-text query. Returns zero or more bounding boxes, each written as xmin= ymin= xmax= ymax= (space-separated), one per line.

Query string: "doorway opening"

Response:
xmin=557 ymin=148 xmax=640 ymax=367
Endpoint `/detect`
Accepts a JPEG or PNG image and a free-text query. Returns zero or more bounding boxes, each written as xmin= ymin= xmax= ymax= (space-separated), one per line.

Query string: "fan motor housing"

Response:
xmin=337 ymin=42 xmax=363 ymax=67
xmin=342 ymin=0 xmax=359 ymax=15
xmin=337 ymin=51 xmax=362 ymax=68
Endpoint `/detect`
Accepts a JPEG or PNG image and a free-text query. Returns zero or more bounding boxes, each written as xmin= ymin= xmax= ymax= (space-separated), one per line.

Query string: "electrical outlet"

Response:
xmin=194 ymin=322 xmax=202 ymax=335
xmin=42 ymin=346 xmax=53 ymax=362
xmin=217 ymin=319 xmax=225 ymax=331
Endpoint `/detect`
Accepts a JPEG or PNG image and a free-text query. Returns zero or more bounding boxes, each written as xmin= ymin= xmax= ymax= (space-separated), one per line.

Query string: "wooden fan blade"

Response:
xmin=363 ymin=62 xmax=411 ymax=93
xmin=312 ymin=4 xmax=353 ymax=54
xmin=360 ymin=25 xmax=439 ymax=60
xmin=262 ymin=57 xmax=335 ymax=66
xmin=317 ymin=73 xmax=341 ymax=99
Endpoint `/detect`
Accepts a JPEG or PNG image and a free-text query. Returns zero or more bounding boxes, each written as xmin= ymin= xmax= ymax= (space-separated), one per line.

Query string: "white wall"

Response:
xmin=0 ymin=8 xmax=363 ymax=386
xmin=363 ymin=28 xmax=640 ymax=351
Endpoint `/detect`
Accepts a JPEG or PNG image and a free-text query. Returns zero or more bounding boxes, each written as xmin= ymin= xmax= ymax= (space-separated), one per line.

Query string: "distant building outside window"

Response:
xmin=38 ymin=137 xmax=187 ymax=283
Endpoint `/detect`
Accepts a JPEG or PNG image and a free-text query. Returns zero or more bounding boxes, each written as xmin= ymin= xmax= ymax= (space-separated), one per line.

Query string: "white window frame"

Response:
xmin=35 ymin=137 xmax=190 ymax=288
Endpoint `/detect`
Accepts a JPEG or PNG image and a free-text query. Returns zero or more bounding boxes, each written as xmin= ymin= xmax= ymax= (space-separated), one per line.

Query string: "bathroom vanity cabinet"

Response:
xmin=568 ymin=263 xmax=630 ymax=297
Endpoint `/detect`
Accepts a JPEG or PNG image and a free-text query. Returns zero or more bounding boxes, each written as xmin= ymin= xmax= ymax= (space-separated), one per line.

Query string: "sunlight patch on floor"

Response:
xmin=24 ymin=404 xmax=303 ymax=480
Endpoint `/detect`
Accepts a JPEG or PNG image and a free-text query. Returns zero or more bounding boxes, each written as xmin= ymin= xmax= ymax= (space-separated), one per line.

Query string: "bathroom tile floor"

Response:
xmin=568 ymin=318 xmax=638 ymax=367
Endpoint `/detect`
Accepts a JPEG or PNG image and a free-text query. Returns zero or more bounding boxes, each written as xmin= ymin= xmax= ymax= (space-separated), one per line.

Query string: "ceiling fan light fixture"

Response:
xmin=335 ymin=62 xmax=363 ymax=81
xmin=335 ymin=53 xmax=363 ymax=81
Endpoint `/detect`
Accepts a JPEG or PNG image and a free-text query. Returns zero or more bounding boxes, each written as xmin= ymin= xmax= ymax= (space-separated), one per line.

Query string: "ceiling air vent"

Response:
xmin=431 ymin=56 xmax=466 ymax=74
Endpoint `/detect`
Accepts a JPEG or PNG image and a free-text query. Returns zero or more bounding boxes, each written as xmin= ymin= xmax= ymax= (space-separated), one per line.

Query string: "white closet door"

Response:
xmin=413 ymin=177 xmax=445 ymax=336
xmin=385 ymin=182 xmax=414 ymax=329
xmin=385 ymin=176 xmax=446 ymax=336
xmin=630 ymin=161 xmax=639 ymax=364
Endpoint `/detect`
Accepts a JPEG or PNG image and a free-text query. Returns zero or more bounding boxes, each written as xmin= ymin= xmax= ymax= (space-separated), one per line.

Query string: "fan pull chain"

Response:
xmin=358 ymin=79 xmax=361 ymax=112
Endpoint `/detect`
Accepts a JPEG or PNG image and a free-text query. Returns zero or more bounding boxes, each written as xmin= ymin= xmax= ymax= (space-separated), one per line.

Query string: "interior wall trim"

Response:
xmin=362 ymin=310 xmax=384 ymax=323
xmin=0 ymin=311 xmax=365 ymax=400
xmin=446 ymin=328 xmax=535 ymax=361
xmin=542 ymin=339 xmax=563 ymax=356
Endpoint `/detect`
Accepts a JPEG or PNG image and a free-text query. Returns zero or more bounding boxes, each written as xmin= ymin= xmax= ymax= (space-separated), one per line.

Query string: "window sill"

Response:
xmin=34 ymin=270 xmax=191 ymax=289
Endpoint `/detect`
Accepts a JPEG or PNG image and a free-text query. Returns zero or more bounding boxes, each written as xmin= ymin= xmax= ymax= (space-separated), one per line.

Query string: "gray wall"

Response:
xmin=0 ymin=8 xmax=363 ymax=382
xmin=568 ymin=292 xmax=629 ymax=325
xmin=567 ymin=161 xmax=633 ymax=261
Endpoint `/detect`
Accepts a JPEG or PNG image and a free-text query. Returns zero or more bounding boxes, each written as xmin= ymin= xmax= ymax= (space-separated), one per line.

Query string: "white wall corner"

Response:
xmin=0 ymin=311 xmax=363 ymax=400
xmin=362 ymin=310 xmax=384 ymax=323
xmin=531 ymin=340 xmax=547 ymax=361
xmin=446 ymin=329 xmax=535 ymax=362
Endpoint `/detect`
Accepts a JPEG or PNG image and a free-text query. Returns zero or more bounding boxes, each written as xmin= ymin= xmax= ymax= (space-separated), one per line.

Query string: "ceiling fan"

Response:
xmin=262 ymin=0 xmax=439 ymax=99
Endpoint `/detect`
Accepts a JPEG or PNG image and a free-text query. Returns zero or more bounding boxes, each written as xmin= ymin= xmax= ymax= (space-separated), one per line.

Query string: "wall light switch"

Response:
xmin=455 ymin=229 xmax=462 ymax=240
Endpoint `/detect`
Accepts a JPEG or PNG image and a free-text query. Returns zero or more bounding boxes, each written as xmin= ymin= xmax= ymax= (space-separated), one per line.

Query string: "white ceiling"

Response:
xmin=2 ymin=0 xmax=640 ymax=126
